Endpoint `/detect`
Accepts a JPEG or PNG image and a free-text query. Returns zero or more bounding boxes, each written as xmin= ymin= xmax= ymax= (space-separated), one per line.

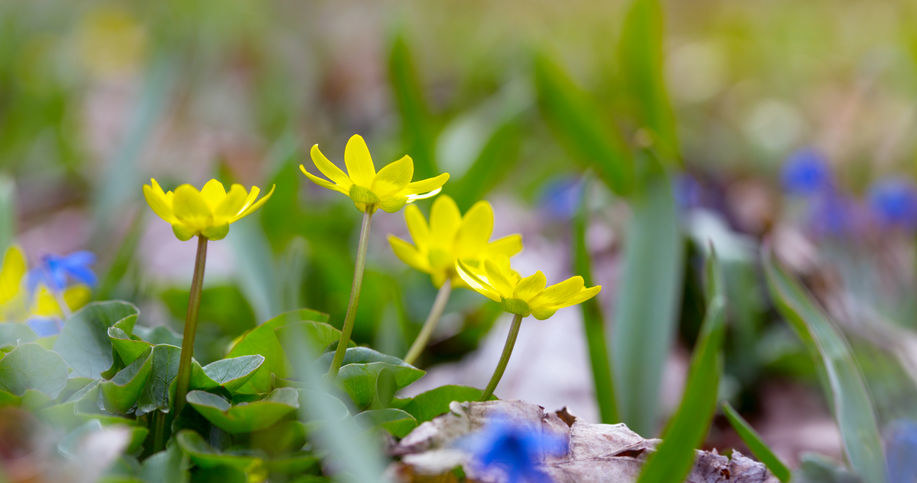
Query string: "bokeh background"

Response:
xmin=4 ymin=0 xmax=917 ymax=471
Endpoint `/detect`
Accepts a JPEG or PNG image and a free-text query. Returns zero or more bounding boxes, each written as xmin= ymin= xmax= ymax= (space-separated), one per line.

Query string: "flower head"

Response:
xmin=781 ymin=148 xmax=832 ymax=196
xmin=27 ymin=251 xmax=96 ymax=293
xmin=457 ymin=257 xmax=601 ymax=320
xmin=300 ymin=134 xmax=449 ymax=214
xmin=462 ymin=413 xmax=567 ymax=483
xmin=868 ymin=178 xmax=917 ymax=231
xmin=388 ymin=195 xmax=522 ymax=288
xmin=143 ymin=179 xmax=275 ymax=241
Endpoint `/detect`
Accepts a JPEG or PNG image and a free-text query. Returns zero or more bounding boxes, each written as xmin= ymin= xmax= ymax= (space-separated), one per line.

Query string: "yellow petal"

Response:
xmin=237 ymin=185 xmax=275 ymax=219
xmin=200 ymin=179 xmax=227 ymax=208
xmin=388 ymin=235 xmax=428 ymax=273
xmin=344 ymin=134 xmax=375 ymax=186
xmin=311 ymin=144 xmax=352 ymax=188
xmin=430 ymin=195 xmax=461 ymax=242
xmin=486 ymin=234 xmax=523 ymax=258
xmin=62 ymin=284 xmax=92 ymax=312
xmin=300 ymin=165 xmax=350 ymax=195
xmin=172 ymin=184 xmax=212 ymax=229
xmin=404 ymin=205 xmax=430 ymax=245
xmin=32 ymin=285 xmax=62 ymax=317
xmin=372 ymin=155 xmax=414 ymax=197
xmin=456 ymin=201 xmax=494 ymax=250
xmin=0 ymin=245 xmax=26 ymax=305
xmin=514 ymin=271 xmax=547 ymax=301
xmin=214 ymin=184 xmax=248 ymax=221
xmin=403 ymin=173 xmax=450 ymax=202
xmin=143 ymin=179 xmax=176 ymax=223
xmin=531 ymin=276 xmax=587 ymax=307
xmin=483 ymin=259 xmax=514 ymax=298
xmin=456 ymin=259 xmax=501 ymax=303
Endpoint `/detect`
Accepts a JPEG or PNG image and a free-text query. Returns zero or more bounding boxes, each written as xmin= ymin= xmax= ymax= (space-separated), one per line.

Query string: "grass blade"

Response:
xmin=722 ymin=401 xmax=791 ymax=482
xmin=532 ymin=52 xmax=634 ymax=196
xmin=763 ymin=250 xmax=886 ymax=483
xmin=637 ymin=249 xmax=725 ymax=483
xmin=612 ymin=175 xmax=683 ymax=436
xmin=388 ymin=31 xmax=437 ymax=179
xmin=573 ymin=179 xmax=617 ymax=423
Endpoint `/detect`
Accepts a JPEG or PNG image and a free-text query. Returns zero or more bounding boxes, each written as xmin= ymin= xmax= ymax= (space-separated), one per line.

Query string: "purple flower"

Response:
xmin=674 ymin=174 xmax=702 ymax=210
xmin=781 ymin=148 xmax=832 ymax=196
xmin=461 ymin=414 xmax=568 ymax=483
xmin=868 ymin=178 xmax=917 ymax=231
xmin=27 ymin=251 xmax=96 ymax=294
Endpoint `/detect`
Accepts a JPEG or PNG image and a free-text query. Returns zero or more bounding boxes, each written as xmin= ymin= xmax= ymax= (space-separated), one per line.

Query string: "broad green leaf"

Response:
xmin=388 ymin=31 xmax=437 ymax=179
xmin=200 ymin=355 xmax=265 ymax=393
xmin=0 ymin=323 xmax=37 ymax=348
xmin=722 ymin=402 xmax=791 ymax=482
xmin=0 ymin=342 xmax=68 ymax=399
xmin=318 ymin=347 xmax=424 ymax=408
xmin=250 ymin=420 xmax=307 ymax=456
xmin=612 ymin=176 xmax=683 ymax=436
xmin=227 ymin=309 xmax=331 ymax=393
xmin=186 ymin=387 xmax=299 ymax=434
xmin=133 ymin=325 xmax=182 ymax=346
xmin=637 ymin=252 xmax=725 ymax=483
xmin=100 ymin=348 xmax=154 ymax=414
xmin=764 ymin=252 xmax=886 ymax=483
xmin=354 ymin=408 xmax=417 ymax=438
xmin=53 ymin=301 xmax=139 ymax=378
xmin=533 ymin=52 xmax=633 ymax=196
xmin=399 ymin=385 xmax=485 ymax=423
xmin=175 ymin=430 xmax=262 ymax=472
xmin=618 ymin=0 xmax=678 ymax=160
xmin=108 ymin=327 xmax=152 ymax=366
xmin=140 ymin=445 xmax=189 ymax=483
xmin=135 ymin=345 xmax=181 ymax=417
xmin=574 ymin=181 xmax=617 ymax=423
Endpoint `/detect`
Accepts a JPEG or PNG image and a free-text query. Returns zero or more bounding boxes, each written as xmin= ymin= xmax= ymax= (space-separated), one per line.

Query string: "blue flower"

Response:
xmin=461 ymin=414 xmax=567 ymax=483
xmin=807 ymin=192 xmax=859 ymax=238
xmin=781 ymin=148 xmax=832 ymax=196
xmin=886 ymin=420 xmax=917 ymax=483
xmin=27 ymin=251 xmax=96 ymax=293
xmin=26 ymin=317 xmax=62 ymax=337
xmin=538 ymin=178 xmax=583 ymax=221
xmin=674 ymin=174 xmax=702 ymax=210
xmin=868 ymin=178 xmax=917 ymax=231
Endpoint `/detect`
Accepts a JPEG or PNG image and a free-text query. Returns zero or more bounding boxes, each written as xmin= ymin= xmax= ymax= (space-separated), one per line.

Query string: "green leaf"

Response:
xmin=0 ymin=176 xmax=15 ymax=251
xmin=354 ymin=408 xmax=417 ymax=438
xmin=574 ymin=181 xmax=617 ymax=423
xmin=100 ymin=348 xmax=154 ymax=414
xmin=175 ymin=430 xmax=262 ymax=472
xmin=53 ymin=301 xmax=139 ymax=378
xmin=388 ymin=31 xmax=437 ymax=179
xmin=226 ymin=309 xmax=332 ymax=393
xmin=533 ymin=52 xmax=634 ymax=196
xmin=318 ymin=347 xmax=424 ymax=408
xmin=0 ymin=342 xmax=69 ymax=399
xmin=764 ymin=251 xmax=886 ymax=483
xmin=140 ymin=445 xmax=189 ymax=483
xmin=200 ymin=355 xmax=265 ymax=393
xmin=722 ymin=402 xmax=791 ymax=482
xmin=133 ymin=325 xmax=182 ymax=346
xmin=135 ymin=345 xmax=181 ymax=417
xmin=186 ymin=387 xmax=299 ymax=434
xmin=0 ymin=323 xmax=37 ymax=348
xmin=637 ymin=251 xmax=725 ymax=483
xmin=618 ymin=0 xmax=678 ymax=160
xmin=612 ymin=176 xmax=683 ymax=436
xmin=399 ymin=385 xmax=485 ymax=423
xmin=108 ymin=327 xmax=152 ymax=366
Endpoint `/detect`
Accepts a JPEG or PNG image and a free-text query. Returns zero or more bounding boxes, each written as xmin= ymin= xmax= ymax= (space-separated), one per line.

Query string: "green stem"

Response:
xmin=328 ymin=211 xmax=373 ymax=376
xmin=404 ymin=278 xmax=452 ymax=365
xmin=173 ymin=235 xmax=208 ymax=416
xmin=151 ymin=411 xmax=167 ymax=452
xmin=480 ymin=314 xmax=523 ymax=401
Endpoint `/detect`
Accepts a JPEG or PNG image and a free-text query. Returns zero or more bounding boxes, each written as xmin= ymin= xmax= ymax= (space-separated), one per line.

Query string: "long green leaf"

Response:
xmin=722 ymin=401 xmax=791 ymax=482
xmin=612 ymin=175 xmax=683 ymax=435
xmin=532 ymin=52 xmax=634 ymax=196
xmin=763 ymin=251 xmax=886 ymax=483
xmin=388 ymin=31 xmax=437 ymax=179
xmin=618 ymin=0 xmax=678 ymax=160
xmin=637 ymin=250 xmax=725 ymax=483
xmin=573 ymin=180 xmax=617 ymax=423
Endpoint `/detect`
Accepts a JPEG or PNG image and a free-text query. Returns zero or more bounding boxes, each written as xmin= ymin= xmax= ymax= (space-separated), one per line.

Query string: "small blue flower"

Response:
xmin=461 ymin=414 xmax=568 ymax=483
xmin=807 ymin=192 xmax=859 ymax=238
xmin=674 ymin=174 xmax=702 ymax=210
xmin=26 ymin=317 xmax=62 ymax=337
xmin=27 ymin=251 xmax=97 ymax=294
xmin=781 ymin=148 xmax=832 ymax=196
xmin=868 ymin=178 xmax=917 ymax=231
xmin=885 ymin=420 xmax=917 ymax=482
xmin=538 ymin=178 xmax=583 ymax=221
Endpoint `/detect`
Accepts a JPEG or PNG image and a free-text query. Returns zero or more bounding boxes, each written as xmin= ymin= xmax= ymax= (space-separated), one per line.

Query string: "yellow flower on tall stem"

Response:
xmin=301 ymin=134 xmax=450 ymax=376
xmin=142 ymin=178 xmax=274 ymax=435
xmin=457 ymin=256 xmax=601 ymax=400
xmin=388 ymin=195 xmax=522 ymax=364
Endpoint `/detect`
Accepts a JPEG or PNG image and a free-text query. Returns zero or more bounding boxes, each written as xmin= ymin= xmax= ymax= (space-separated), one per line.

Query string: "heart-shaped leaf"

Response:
xmin=0 ymin=343 xmax=68 ymax=399
xmin=318 ymin=347 xmax=424 ymax=408
xmin=140 ymin=445 xmax=189 ymax=483
xmin=175 ymin=430 xmax=263 ymax=472
xmin=0 ymin=323 xmax=37 ymax=348
xmin=100 ymin=348 xmax=154 ymax=414
xmin=135 ymin=345 xmax=181 ymax=417
xmin=108 ymin=326 xmax=151 ymax=366
xmin=186 ymin=387 xmax=299 ymax=434
xmin=200 ymin=355 xmax=265 ymax=393
xmin=354 ymin=408 xmax=417 ymax=438
xmin=53 ymin=301 xmax=139 ymax=378
xmin=398 ymin=385 xmax=486 ymax=423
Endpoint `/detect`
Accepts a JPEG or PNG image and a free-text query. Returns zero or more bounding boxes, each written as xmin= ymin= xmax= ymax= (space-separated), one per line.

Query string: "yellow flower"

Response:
xmin=0 ymin=245 xmax=26 ymax=320
xmin=143 ymin=179 xmax=275 ymax=241
xmin=31 ymin=284 xmax=91 ymax=317
xmin=300 ymin=134 xmax=449 ymax=214
xmin=457 ymin=257 xmax=601 ymax=320
xmin=388 ymin=195 xmax=522 ymax=288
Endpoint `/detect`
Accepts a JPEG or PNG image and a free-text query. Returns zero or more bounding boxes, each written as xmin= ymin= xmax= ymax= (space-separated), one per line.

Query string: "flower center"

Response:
xmin=349 ymin=185 xmax=380 ymax=205
xmin=501 ymin=297 xmax=531 ymax=316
